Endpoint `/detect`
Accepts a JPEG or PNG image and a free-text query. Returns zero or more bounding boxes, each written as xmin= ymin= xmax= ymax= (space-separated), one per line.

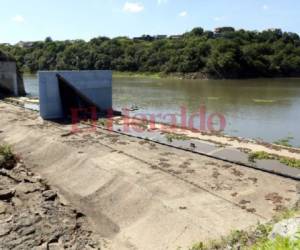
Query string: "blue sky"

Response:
xmin=1 ymin=0 xmax=300 ymax=44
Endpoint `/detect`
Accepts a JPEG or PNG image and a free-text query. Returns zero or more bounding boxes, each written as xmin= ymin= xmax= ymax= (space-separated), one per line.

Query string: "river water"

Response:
xmin=24 ymin=75 xmax=300 ymax=147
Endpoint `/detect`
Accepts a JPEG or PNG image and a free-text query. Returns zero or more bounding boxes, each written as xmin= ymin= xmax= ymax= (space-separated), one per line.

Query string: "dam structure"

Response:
xmin=0 ymin=61 xmax=26 ymax=96
xmin=39 ymin=70 xmax=112 ymax=120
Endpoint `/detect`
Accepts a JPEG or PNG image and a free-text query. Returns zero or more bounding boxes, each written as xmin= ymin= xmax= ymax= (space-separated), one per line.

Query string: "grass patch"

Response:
xmin=248 ymin=151 xmax=276 ymax=162
xmin=279 ymin=157 xmax=300 ymax=169
xmin=251 ymin=234 xmax=300 ymax=250
xmin=189 ymin=208 xmax=300 ymax=250
xmin=0 ymin=145 xmax=14 ymax=162
xmin=0 ymin=144 xmax=16 ymax=169
xmin=97 ymin=118 xmax=108 ymax=127
xmin=274 ymin=136 xmax=294 ymax=147
xmin=190 ymin=223 xmax=272 ymax=250
xmin=165 ymin=133 xmax=189 ymax=142
xmin=248 ymin=151 xmax=300 ymax=169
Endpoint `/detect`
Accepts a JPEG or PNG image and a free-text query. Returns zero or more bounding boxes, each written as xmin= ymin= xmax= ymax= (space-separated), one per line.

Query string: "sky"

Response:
xmin=1 ymin=0 xmax=300 ymax=44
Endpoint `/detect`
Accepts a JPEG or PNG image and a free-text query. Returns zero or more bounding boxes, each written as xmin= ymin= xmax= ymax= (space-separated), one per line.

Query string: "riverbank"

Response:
xmin=0 ymin=101 xmax=299 ymax=249
xmin=24 ymin=70 xmax=300 ymax=81
xmin=113 ymin=71 xmax=213 ymax=80
xmin=113 ymin=71 xmax=162 ymax=79
xmin=114 ymin=71 xmax=300 ymax=80
xmin=113 ymin=71 xmax=212 ymax=80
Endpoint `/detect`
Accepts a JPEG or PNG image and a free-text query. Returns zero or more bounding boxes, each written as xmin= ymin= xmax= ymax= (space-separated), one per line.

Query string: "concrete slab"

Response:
xmin=256 ymin=159 xmax=300 ymax=178
xmin=212 ymin=148 xmax=250 ymax=164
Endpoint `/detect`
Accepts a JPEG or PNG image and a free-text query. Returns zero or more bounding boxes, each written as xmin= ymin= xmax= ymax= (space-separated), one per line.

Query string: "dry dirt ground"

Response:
xmin=0 ymin=102 xmax=299 ymax=250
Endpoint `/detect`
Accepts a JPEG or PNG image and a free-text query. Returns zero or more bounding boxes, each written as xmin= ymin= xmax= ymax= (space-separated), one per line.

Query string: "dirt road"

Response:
xmin=0 ymin=102 xmax=298 ymax=250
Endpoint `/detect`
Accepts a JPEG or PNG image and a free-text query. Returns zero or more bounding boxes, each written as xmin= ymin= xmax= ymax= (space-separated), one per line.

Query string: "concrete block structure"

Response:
xmin=39 ymin=70 xmax=112 ymax=120
xmin=0 ymin=61 xmax=26 ymax=96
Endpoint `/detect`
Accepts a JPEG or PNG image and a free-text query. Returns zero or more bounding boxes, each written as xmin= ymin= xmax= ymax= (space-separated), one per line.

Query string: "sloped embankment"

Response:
xmin=0 ymin=101 xmax=299 ymax=249
xmin=0 ymin=145 xmax=101 ymax=249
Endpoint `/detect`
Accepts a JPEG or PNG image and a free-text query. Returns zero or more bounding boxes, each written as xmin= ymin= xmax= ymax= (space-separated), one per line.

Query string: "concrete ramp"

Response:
xmin=0 ymin=102 xmax=298 ymax=250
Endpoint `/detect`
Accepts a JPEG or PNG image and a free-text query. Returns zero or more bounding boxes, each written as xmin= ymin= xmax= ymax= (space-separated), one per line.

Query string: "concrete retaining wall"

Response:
xmin=0 ymin=61 xmax=26 ymax=96
xmin=39 ymin=70 xmax=112 ymax=119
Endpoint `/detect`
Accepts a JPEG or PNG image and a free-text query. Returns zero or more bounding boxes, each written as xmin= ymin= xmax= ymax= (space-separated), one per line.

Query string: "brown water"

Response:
xmin=24 ymin=75 xmax=300 ymax=147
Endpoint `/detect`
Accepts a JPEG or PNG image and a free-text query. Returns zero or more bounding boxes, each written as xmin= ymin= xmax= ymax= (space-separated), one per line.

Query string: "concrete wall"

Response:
xmin=0 ymin=61 xmax=26 ymax=96
xmin=39 ymin=70 xmax=112 ymax=119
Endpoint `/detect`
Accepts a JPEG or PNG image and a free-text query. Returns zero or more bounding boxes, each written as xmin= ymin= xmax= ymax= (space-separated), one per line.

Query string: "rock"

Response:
xmin=0 ymin=222 xmax=11 ymax=236
xmin=59 ymin=195 xmax=70 ymax=206
xmin=35 ymin=243 xmax=48 ymax=250
xmin=48 ymin=241 xmax=64 ymax=250
xmin=0 ymin=201 xmax=7 ymax=214
xmin=7 ymin=236 xmax=26 ymax=248
xmin=268 ymin=217 xmax=300 ymax=241
xmin=16 ymin=214 xmax=39 ymax=228
xmin=0 ymin=189 xmax=15 ymax=200
xmin=42 ymin=190 xmax=57 ymax=201
xmin=2 ymin=215 xmax=13 ymax=223
xmin=11 ymin=197 xmax=23 ymax=207
xmin=15 ymin=182 xmax=41 ymax=194
xmin=18 ymin=225 xmax=35 ymax=236
xmin=30 ymin=175 xmax=43 ymax=183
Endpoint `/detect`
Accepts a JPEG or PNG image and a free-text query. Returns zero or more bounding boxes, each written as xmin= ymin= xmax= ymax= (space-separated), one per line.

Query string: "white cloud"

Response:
xmin=262 ymin=4 xmax=269 ymax=10
xmin=157 ymin=0 xmax=168 ymax=5
xmin=179 ymin=11 xmax=187 ymax=17
xmin=123 ymin=2 xmax=144 ymax=13
xmin=213 ymin=16 xmax=225 ymax=22
xmin=12 ymin=15 xmax=25 ymax=23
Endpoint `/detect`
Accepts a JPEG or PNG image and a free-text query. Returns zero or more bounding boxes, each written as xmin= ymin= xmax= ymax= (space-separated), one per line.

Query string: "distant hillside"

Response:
xmin=1 ymin=27 xmax=300 ymax=78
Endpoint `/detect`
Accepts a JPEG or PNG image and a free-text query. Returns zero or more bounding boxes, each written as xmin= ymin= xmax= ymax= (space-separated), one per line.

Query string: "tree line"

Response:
xmin=1 ymin=27 xmax=300 ymax=78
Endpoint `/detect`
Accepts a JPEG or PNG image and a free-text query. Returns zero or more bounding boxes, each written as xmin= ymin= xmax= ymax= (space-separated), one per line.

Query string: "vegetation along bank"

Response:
xmin=1 ymin=27 xmax=300 ymax=79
